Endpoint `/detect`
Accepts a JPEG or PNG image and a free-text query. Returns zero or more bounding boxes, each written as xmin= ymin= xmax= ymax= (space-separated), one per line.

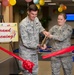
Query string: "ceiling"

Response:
xmin=16 ymin=0 xmax=74 ymax=6
xmin=51 ymin=0 xmax=74 ymax=6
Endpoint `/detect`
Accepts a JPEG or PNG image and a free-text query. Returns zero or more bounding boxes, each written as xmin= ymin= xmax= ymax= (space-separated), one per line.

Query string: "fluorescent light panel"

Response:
xmin=44 ymin=0 xmax=51 ymax=2
xmin=48 ymin=3 xmax=56 ymax=5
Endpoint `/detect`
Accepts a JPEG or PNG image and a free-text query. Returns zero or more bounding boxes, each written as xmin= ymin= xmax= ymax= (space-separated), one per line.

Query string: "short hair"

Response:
xmin=58 ymin=12 xmax=67 ymax=19
xmin=27 ymin=4 xmax=38 ymax=12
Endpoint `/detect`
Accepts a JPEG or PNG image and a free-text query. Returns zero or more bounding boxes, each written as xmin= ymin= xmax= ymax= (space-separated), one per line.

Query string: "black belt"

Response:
xmin=24 ymin=46 xmax=37 ymax=50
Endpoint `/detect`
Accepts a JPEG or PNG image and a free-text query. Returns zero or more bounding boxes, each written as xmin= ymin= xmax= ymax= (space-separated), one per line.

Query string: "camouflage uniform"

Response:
xmin=49 ymin=24 xmax=73 ymax=75
xmin=19 ymin=16 xmax=45 ymax=75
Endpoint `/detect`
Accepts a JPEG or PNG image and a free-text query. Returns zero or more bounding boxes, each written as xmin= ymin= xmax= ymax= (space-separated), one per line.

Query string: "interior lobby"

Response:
xmin=0 ymin=0 xmax=74 ymax=75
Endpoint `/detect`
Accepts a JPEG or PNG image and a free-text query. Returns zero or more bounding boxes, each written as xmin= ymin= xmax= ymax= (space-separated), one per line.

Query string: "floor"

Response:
xmin=38 ymin=61 xmax=74 ymax=75
xmin=19 ymin=53 xmax=74 ymax=75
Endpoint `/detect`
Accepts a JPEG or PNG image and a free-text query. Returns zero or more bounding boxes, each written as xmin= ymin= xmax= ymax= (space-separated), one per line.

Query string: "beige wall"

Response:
xmin=0 ymin=3 xmax=13 ymax=61
xmin=13 ymin=5 xmax=27 ymax=49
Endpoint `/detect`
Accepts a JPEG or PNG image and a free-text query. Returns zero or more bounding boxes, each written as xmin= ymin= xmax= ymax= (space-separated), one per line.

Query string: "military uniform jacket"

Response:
xmin=19 ymin=16 xmax=45 ymax=54
xmin=49 ymin=24 xmax=73 ymax=57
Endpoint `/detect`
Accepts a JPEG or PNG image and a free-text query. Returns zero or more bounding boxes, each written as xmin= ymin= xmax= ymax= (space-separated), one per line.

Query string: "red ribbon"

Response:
xmin=42 ymin=46 xmax=74 ymax=59
xmin=0 ymin=46 xmax=34 ymax=73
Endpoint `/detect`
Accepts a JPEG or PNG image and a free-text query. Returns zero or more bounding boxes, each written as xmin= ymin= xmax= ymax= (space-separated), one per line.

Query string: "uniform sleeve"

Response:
xmin=52 ymin=26 xmax=72 ymax=41
xmin=19 ymin=23 xmax=37 ymax=49
xmin=36 ymin=17 xmax=45 ymax=33
xmin=49 ymin=26 xmax=54 ymax=34
xmin=39 ymin=22 xmax=45 ymax=33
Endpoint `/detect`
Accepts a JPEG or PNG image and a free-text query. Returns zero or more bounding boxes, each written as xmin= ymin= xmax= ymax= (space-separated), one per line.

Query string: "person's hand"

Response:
xmin=48 ymin=32 xmax=53 ymax=39
xmin=41 ymin=44 xmax=47 ymax=50
xmin=38 ymin=44 xmax=47 ymax=50
xmin=43 ymin=31 xmax=53 ymax=39
xmin=43 ymin=30 xmax=49 ymax=37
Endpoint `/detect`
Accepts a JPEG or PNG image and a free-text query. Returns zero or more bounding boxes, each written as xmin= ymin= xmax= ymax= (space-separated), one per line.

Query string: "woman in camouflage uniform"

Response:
xmin=47 ymin=13 xmax=73 ymax=75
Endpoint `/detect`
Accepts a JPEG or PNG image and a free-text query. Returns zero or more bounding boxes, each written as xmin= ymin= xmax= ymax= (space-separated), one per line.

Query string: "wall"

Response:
xmin=13 ymin=5 xmax=27 ymax=50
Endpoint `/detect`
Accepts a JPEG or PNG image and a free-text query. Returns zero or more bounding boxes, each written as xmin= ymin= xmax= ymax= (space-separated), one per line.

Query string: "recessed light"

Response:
xmin=48 ymin=3 xmax=56 ymax=5
xmin=45 ymin=0 xmax=51 ymax=2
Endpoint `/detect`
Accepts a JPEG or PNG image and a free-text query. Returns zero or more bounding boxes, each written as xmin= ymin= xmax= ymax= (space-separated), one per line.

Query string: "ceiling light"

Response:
xmin=48 ymin=3 xmax=56 ymax=5
xmin=72 ymin=0 xmax=74 ymax=1
xmin=45 ymin=0 xmax=51 ymax=2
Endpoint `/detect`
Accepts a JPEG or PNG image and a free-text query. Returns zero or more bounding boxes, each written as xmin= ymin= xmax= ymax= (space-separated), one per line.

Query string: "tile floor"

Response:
xmin=19 ymin=53 xmax=74 ymax=75
xmin=38 ymin=61 xmax=74 ymax=75
xmin=19 ymin=61 xmax=74 ymax=75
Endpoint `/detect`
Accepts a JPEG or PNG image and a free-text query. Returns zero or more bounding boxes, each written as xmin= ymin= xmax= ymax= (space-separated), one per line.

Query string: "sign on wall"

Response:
xmin=0 ymin=23 xmax=18 ymax=42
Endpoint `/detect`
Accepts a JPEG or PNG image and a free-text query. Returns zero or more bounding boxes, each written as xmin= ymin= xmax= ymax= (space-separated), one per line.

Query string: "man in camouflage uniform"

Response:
xmin=19 ymin=4 xmax=48 ymax=75
xmin=47 ymin=13 xmax=73 ymax=75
